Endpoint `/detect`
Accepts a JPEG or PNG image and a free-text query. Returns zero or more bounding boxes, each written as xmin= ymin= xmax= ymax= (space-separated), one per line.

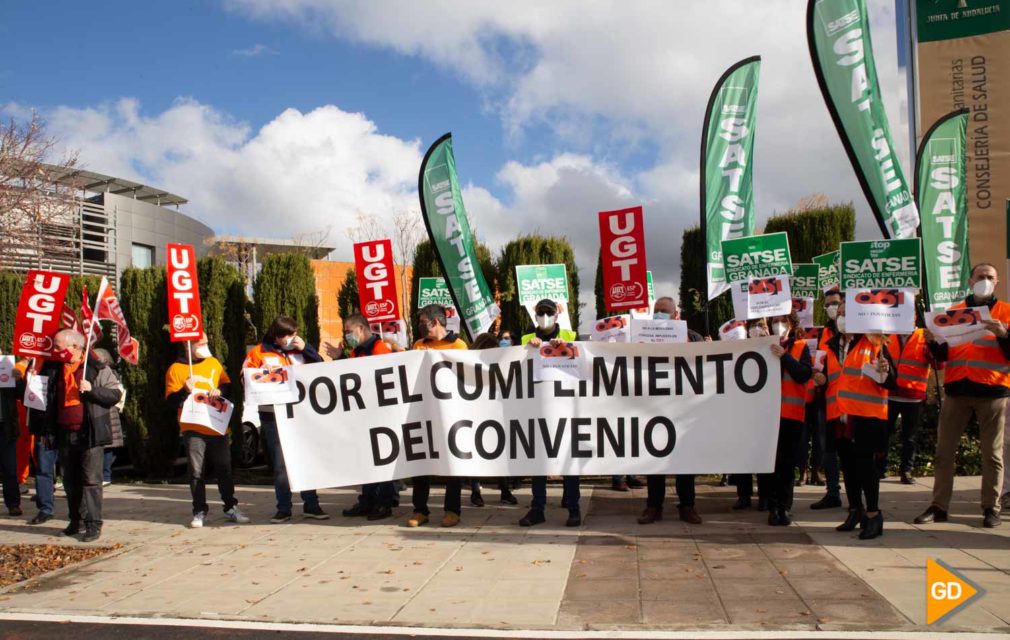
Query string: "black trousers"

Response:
xmin=59 ymin=431 xmax=104 ymax=527
xmin=645 ymin=475 xmax=695 ymax=509
xmin=358 ymin=482 xmax=396 ymax=510
xmin=798 ymin=401 xmax=825 ymax=471
xmin=412 ymin=477 xmax=462 ymax=515
xmin=184 ymin=431 xmax=238 ymax=515
xmin=837 ymin=416 xmax=888 ymax=512
xmin=761 ymin=419 xmax=804 ymax=512
xmin=880 ymin=400 xmax=922 ymax=474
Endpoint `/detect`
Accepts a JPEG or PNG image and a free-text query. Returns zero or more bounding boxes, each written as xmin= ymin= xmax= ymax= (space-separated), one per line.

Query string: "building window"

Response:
xmin=132 ymin=243 xmax=154 ymax=269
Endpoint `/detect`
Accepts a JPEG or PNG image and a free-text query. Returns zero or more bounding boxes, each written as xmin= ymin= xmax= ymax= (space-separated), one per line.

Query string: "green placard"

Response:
xmin=417 ymin=277 xmax=455 ymax=309
xmin=814 ymin=251 xmax=840 ymax=293
xmin=840 ymin=239 xmax=921 ymax=290
xmin=917 ymin=0 xmax=1010 ymax=42
xmin=720 ymin=232 xmax=793 ymax=284
xmin=515 ymin=264 xmax=570 ymax=306
xmin=791 ymin=264 xmax=820 ymax=298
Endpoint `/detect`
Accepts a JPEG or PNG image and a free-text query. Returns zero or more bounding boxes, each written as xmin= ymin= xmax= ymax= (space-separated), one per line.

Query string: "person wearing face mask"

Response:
xmin=816 ymin=302 xmax=897 ymax=540
xmin=407 ymin=305 xmax=468 ymax=527
xmin=166 ymin=334 xmax=249 ymax=528
xmin=732 ymin=319 xmax=773 ymax=511
xmin=521 ymin=299 xmax=581 ymax=527
xmin=466 ymin=332 xmax=519 ymax=506
xmin=498 ymin=330 xmax=516 ymax=348
xmin=335 ymin=315 xmax=399 ymax=521
xmin=877 ymin=318 xmax=933 ymax=485
xmin=638 ymin=296 xmax=703 ymax=525
xmin=19 ymin=330 xmax=121 ymax=541
xmin=808 ymin=288 xmax=844 ymax=511
xmin=244 ymin=316 xmax=328 ymax=524
xmin=762 ymin=312 xmax=813 ymax=526
xmin=916 ymin=263 xmax=1010 ymax=529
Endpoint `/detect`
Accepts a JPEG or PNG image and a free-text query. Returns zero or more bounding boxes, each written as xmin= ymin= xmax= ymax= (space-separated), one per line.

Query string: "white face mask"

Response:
xmin=194 ymin=345 xmax=212 ymax=359
xmin=825 ymin=305 xmax=839 ymax=320
xmin=973 ymin=278 xmax=996 ymax=300
xmin=748 ymin=326 xmax=766 ymax=339
xmin=536 ymin=314 xmax=556 ymax=331
xmin=771 ymin=322 xmax=788 ymax=337
xmin=836 ymin=316 xmax=846 ymax=334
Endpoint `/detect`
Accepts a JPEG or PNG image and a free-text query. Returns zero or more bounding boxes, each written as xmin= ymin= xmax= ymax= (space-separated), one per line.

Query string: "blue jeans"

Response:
xmin=103 ymin=449 xmax=115 ymax=483
xmin=1 ymin=437 xmax=20 ymax=510
xmin=260 ymin=411 xmax=319 ymax=514
xmin=531 ymin=476 xmax=580 ymax=514
xmin=34 ymin=440 xmax=59 ymax=516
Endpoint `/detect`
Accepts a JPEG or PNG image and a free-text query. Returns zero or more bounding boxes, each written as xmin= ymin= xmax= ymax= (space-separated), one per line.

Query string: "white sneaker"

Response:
xmin=102 ymin=480 xmax=112 ymax=487
xmin=225 ymin=506 xmax=250 ymax=524
xmin=190 ymin=512 xmax=206 ymax=528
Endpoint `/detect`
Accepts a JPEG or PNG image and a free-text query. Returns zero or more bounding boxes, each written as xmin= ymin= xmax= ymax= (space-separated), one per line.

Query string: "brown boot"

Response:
xmin=678 ymin=505 xmax=703 ymax=525
xmin=637 ymin=507 xmax=662 ymax=524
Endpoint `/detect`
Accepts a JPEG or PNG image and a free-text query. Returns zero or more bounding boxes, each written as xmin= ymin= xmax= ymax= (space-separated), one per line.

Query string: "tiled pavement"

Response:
xmin=0 ymin=476 xmax=1008 ymax=633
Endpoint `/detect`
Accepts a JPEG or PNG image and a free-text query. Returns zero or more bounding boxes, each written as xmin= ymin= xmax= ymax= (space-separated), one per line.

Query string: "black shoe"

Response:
xmin=757 ymin=498 xmax=768 ymax=512
xmin=342 ymin=503 xmax=371 ymax=517
xmin=303 ymin=507 xmax=330 ymax=520
xmin=767 ymin=509 xmax=782 ymax=526
xmin=566 ymin=512 xmax=582 ymax=527
xmin=8 ymin=506 xmax=23 ymax=517
xmin=519 ymin=509 xmax=545 ymax=527
xmin=81 ymin=526 xmax=101 ymax=543
xmin=778 ymin=509 xmax=793 ymax=526
xmin=270 ymin=511 xmax=292 ymax=524
xmin=810 ymin=495 xmax=843 ymax=510
xmin=731 ymin=497 xmax=752 ymax=510
xmin=859 ymin=512 xmax=884 ymax=539
xmin=900 ymin=472 xmax=916 ymax=485
xmin=366 ymin=506 xmax=393 ymax=521
xmin=914 ymin=505 xmax=948 ymax=524
xmin=612 ymin=481 xmax=630 ymax=492
xmin=627 ymin=477 xmax=645 ymax=488
xmin=62 ymin=521 xmax=81 ymax=537
xmin=879 ymin=471 xmax=887 ymax=480
xmin=500 ymin=491 xmax=518 ymax=505
xmin=28 ymin=512 xmax=52 ymax=525
xmin=470 ymin=492 xmax=485 ymax=507
xmin=983 ymin=508 xmax=1002 ymax=528
xmin=836 ymin=507 xmax=864 ymax=532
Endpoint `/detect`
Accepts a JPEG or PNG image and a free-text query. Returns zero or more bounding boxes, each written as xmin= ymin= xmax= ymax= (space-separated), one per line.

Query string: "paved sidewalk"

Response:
xmin=0 ymin=476 xmax=1007 ymax=633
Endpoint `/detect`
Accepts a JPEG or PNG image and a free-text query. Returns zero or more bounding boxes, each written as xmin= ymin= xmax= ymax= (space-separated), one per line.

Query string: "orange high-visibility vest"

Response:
xmin=781 ymin=339 xmax=810 ymax=422
xmin=824 ymin=349 xmax=843 ymax=421
xmin=837 ymin=336 xmax=889 ymax=420
xmin=944 ymin=300 xmax=1010 ymax=389
xmin=894 ymin=330 xmax=931 ymax=395
xmin=818 ymin=325 xmax=836 ymax=353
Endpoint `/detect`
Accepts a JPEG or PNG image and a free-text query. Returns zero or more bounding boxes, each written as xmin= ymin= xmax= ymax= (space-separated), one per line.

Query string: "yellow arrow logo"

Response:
xmin=927 ymin=558 xmax=984 ymax=624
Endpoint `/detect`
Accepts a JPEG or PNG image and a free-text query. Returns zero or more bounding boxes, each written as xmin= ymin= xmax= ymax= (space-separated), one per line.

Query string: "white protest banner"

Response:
xmin=180 ymin=391 xmax=234 ymax=436
xmin=516 ymin=264 xmax=572 ymax=330
xmin=926 ymin=306 xmax=993 ymax=347
xmin=243 ymin=366 xmax=299 ymax=406
xmin=592 ymin=315 xmax=630 ymax=342
xmin=0 ymin=356 xmax=15 ymax=388
xmin=844 ymin=289 xmax=917 ymax=334
xmin=371 ymin=320 xmax=409 ymax=350
xmin=718 ymin=319 xmax=748 ymax=341
xmin=273 ymin=339 xmax=782 ymax=489
xmin=532 ymin=341 xmax=588 ymax=382
xmin=24 ymin=374 xmax=47 ymax=411
xmin=731 ymin=276 xmax=792 ymax=320
xmin=630 ymin=318 xmax=688 ymax=344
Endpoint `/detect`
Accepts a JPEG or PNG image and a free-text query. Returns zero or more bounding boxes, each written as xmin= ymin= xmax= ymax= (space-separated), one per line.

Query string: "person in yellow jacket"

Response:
xmin=917 ymin=263 xmax=1009 ymax=529
xmin=407 ymin=304 xmax=467 ymax=528
xmin=165 ymin=333 xmax=249 ymax=528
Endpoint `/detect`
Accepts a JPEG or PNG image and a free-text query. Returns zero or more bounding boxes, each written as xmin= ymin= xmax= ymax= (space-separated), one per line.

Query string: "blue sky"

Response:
xmin=1 ymin=1 xmax=908 ymax=315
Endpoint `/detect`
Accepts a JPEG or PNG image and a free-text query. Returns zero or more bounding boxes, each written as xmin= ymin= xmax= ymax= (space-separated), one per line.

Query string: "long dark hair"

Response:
xmin=264 ymin=316 xmax=298 ymax=345
xmin=470 ymin=332 xmax=499 ymax=350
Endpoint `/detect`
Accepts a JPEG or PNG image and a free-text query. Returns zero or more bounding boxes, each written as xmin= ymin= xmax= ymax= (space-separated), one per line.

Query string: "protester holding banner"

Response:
xmin=765 ymin=311 xmax=813 ymax=527
xmin=244 ymin=316 xmax=328 ymax=524
xmin=1 ymin=362 xmax=24 ymax=516
xmin=407 ymin=304 xmax=468 ymax=528
xmin=166 ymin=335 xmax=249 ymax=528
xmin=638 ymin=296 xmax=702 ymax=525
xmin=521 ymin=298 xmax=582 ymax=528
xmin=23 ymin=330 xmax=121 ymax=542
xmin=917 ymin=264 xmax=1009 ymax=529
xmin=810 ymin=288 xmax=844 ymax=511
xmin=819 ymin=304 xmax=896 ymax=540
xmin=338 ymin=315 xmax=398 ymax=522
xmin=878 ymin=326 xmax=933 ymax=484
xmin=498 ymin=330 xmax=516 ymax=348
xmin=732 ymin=318 xmax=771 ymax=511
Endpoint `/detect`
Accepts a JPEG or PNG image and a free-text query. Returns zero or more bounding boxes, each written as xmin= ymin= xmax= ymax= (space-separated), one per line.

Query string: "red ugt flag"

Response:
xmin=94 ymin=277 xmax=139 ymax=365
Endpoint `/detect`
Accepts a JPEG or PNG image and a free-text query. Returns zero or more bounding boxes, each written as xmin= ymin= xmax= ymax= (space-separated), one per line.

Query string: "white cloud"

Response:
xmin=231 ymin=43 xmax=276 ymax=57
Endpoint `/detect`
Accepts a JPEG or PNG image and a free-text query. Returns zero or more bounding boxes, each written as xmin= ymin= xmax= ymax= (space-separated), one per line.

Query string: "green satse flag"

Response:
xmin=418 ymin=133 xmax=499 ymax=339
xmin=916 ymin=109 xmax=970 ymax=311
xmin=807 ymin=0 xmax=919 ymax=240
xmin=702 ymin=56 xmax=761 ymax=301
xmin=814 ymin=251 xmax=840 ymax=293
xmin=791 ymin=264 xmax=820 ymax=299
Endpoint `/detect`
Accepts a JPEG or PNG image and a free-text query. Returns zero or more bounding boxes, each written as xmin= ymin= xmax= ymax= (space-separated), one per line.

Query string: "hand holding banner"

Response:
xmin=180 ymin=391 xmax=234 ymax=436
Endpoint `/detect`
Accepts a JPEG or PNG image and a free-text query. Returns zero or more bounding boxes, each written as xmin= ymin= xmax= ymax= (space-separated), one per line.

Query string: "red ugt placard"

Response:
xmin=14 ymin=270 xmax=71 ymax=358
xmin=598 ymin=206 xmax=649 ymax=311
xmin=166 ymin=244 xmax=203 ymax=342
xmin=354 ymin=239 xmax=400 ymax=323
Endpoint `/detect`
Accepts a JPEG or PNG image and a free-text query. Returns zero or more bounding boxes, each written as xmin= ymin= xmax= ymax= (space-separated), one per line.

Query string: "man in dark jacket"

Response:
xmin=1 ymin=358 xmax=23 ymax=516
xmin=25 ymin=330 xmax=122 ymax=542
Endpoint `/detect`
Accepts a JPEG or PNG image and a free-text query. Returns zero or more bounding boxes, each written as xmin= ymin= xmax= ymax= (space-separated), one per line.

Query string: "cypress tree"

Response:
xmin=593 ymin=250 xmax=606 ymax=322
xmin=0 ymin=271 xmax=22 ymax=352
xmin=495 ymin=234 xmax=580 ymax=338
xmin=763 ymin=202 xmax=856 ymax=262
xmin=197 ymin=256 xmax=248 ymax=439
xmin=679 ymin=226 xmax=735 ymax=336
xmin=337 ymin=268 xmax=359 ymax=322
xmin=252 ymin=253 xmax=321 ymax=347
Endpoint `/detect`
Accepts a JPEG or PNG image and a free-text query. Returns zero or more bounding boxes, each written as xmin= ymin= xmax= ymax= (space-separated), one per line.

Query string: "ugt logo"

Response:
xmin=609 ymin=282 xmax=643 ymax=302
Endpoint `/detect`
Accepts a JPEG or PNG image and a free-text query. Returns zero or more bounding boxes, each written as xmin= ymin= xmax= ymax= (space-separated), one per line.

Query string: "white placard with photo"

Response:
xmin=243 ymin=366 xmax=299 ymax=406
xmin=844 ymin=289 xmax=916 ymax=335
xmin=181 ymin=392 xmax=234 ymax=436
xmin=0 ymin=356 xmax=15 ymax=389
xmin=925 ymin=306 xmax=993 ymax=347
